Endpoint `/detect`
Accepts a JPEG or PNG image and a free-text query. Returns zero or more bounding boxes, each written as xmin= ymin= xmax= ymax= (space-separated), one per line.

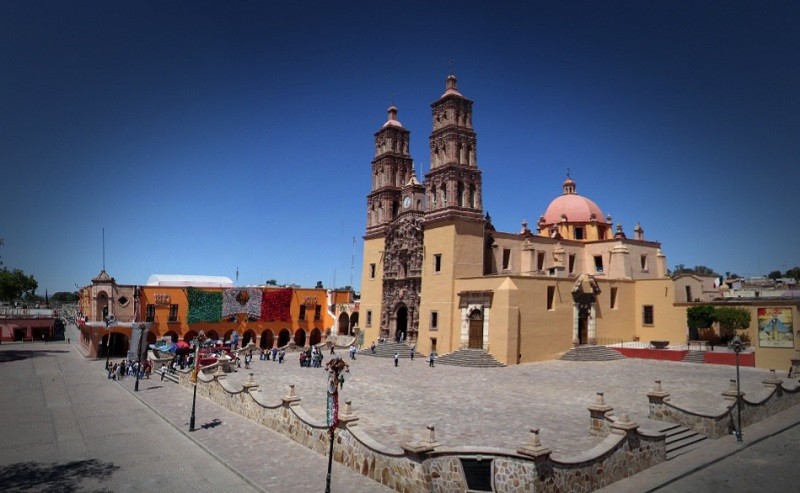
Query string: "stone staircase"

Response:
xmin=434 ymin=348 xmax=506 ymax=368
xmin=359 ymin=341 xmax=423 ymax=359
xmin=662 ymin=424 xmax=709 ymax=460
xmin=682 ymin=350 xmax=706 ymax=364
xmin=558 ymin=345 xmax=626 ymax=361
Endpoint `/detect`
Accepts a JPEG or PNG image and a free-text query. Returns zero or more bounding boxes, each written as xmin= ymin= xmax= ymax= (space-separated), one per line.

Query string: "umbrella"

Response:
xmin=176 ymin=340 xmax=190 ymax=348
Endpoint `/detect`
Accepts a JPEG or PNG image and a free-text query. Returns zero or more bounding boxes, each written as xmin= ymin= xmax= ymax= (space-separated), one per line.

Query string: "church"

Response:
xmin=359 ymin=74 xmax=713 ymax=365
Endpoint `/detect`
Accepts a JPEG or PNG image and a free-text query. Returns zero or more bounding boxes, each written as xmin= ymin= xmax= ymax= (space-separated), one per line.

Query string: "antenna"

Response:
xmin=102 ymin=227 xmax=105 ymax=271
xmin=350 ymin=236 xmax=355 ymax=289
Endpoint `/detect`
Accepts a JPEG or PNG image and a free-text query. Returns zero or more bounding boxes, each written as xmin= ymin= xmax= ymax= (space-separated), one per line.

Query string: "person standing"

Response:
xmin=410 ymin=347 xmax=415 ymax=361
xmin=394 ymin=352 xmax=399 ymax=367
xmin=428 ymin=352 xmax=435 ymax=367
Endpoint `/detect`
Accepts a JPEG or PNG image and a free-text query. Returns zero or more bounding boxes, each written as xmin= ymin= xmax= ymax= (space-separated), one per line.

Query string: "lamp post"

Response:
xmin=730 ymin=335 xmax=745 ymax=442
xmin=324 ymin=357 xmax=349 ymax=493
xmin=189 ymin=330 xmax=206 ymax=432
xmin=134 ymin=323 xmax=147 ymax=392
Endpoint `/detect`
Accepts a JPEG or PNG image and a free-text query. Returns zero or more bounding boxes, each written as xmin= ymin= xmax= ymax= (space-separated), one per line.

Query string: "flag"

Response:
xmin=713 ymin=276 xmax=723 ymax=289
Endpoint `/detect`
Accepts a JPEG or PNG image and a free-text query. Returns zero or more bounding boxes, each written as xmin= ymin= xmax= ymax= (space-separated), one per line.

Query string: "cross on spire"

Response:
xmin=448 ymin=58 xmax=455 ymax=75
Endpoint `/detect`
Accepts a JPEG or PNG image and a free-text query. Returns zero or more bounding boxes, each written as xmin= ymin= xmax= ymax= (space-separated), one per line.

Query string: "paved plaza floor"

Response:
xmin=221 ymin=348 xmax=780 ymax=456
xmin=3 ymin=324 xmax=799 ymax=492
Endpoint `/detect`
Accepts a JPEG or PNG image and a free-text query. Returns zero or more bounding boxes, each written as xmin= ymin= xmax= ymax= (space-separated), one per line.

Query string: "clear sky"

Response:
xmin=1 ymin=1 xmax=798 ymax=294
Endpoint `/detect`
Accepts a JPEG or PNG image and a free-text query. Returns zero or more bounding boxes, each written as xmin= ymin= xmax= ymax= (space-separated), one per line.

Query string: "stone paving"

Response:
xmin=220 ymin=347 xmax=780 ymax=456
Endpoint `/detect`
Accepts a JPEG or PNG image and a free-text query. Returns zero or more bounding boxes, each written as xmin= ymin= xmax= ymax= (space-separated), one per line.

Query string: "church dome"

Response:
xmin=541 ymin=177 xmax=607 ymax=225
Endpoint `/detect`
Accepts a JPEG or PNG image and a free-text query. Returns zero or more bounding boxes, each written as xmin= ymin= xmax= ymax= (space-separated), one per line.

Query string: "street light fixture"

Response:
xmin=729 ymin=335 xmax=745 ymax=442
xmin=324 ymin=357 xmax=349 ymax=493
xmin=189 ymin=330 xmax=207 ymax=432
xmin=134 ymin=323 xmax=148 ymax=392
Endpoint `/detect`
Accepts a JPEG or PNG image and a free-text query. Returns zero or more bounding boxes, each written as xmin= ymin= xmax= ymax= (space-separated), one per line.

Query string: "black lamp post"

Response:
xmin=189 ymin=330 xmax=206 ymax=432
xmin=324 ymin=357 xmax=349 ymax=493
xmin=104 ymin=319 xmax=112 ymax=370
xmin=134 ymin=323 xmax=147 ymax=391
xmin=730 ymin=335 xmax=745 ymax=442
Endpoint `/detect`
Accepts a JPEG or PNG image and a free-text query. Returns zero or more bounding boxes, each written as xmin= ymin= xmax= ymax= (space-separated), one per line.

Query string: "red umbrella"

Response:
xmin=176 ymin=340 xmax=190 ymax=348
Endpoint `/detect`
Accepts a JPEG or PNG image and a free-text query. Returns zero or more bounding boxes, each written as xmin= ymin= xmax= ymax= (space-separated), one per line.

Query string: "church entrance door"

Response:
xmin=395 ymin=306 xmax=408 ymax=342
xmin=468 ymin=309 xmax=483 ymax=349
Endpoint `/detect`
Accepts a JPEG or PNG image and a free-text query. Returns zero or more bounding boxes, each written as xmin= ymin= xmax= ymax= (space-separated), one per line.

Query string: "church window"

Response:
xmin=314 ymin=305 xmax=321 ymax=321
xmin=685 ymin=286 xmax=692 ymax=302
xmin=457 ymin=182 xmax=464 ymax=207
xmin=574 ymin=227 xmax=584 ymax=240
xmin=430 ymin=185 xmax=437 ymax=207
xmin=369 ymin=263 xmax=376 ymax=279
xmin=640 ymin=254 xmax=648 ymax=272
xmin=642 ymin=305 xmax=654 ymax=325
xmin=299 ymin=305 xmax=306 ymax=321
xmin=430 ymin=311 xmax=438 ymax=330
xmin=502 ymin=249 xmax=511 ymax=271
xmin=546 ymin=286 xmax=555 ymax=310
xmin=537 ymin=252 xmax=545 ymax=271
xmin=441 ymin=187 xmax=447 ymax=206
xmin=469 ymin=185 xmax=476 ymax=208
xmin=594 ymin=255 xmax=604 ymax=273
xmin=168 ymin=304 xmax=179 ymax=322
xmin=610 ymin=287 xmax=618 ymax=309
xmin=366 ymin=310 xmax=372 ymax=327
xmin=434 ymin=254 xmax=442 ymax=273
xmin=568 ymin=254 xmax=576 ymax=274
xmin=392 ymin=201 xmax=399 ymax=218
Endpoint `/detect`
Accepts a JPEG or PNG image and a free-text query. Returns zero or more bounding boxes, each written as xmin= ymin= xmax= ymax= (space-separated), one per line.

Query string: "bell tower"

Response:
xmin=424 ymin=74 xmax=483 ymax=224
xmin=365 ymin=106 xmax=414 ymax=239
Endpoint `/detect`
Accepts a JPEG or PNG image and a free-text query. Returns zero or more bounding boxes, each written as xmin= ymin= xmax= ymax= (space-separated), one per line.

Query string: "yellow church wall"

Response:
xmin=632 ymin=279 xmax=689 ymax=344
xmin=359 ymin=236 xmax=385 ymax=347
xmin=512 ymin=278 xmax=575 ymax=362
xmin=594 ymin=279 xmax=638 ymax=342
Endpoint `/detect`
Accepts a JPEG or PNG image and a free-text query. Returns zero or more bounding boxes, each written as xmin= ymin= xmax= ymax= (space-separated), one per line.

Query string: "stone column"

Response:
xmin=588 ymin=303 xmax=597 ymax=345
xmin=647 ymin=380 xmax=671 ymax=420
xmin=588 ymin=391 xmax=614 ymax=436
xmin=572 ymin=303 xmax=580 ymax=346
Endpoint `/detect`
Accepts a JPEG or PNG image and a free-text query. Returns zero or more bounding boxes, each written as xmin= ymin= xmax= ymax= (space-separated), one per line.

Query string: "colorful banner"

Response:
xmin=222 ymin=288 xmax=263 ymax=318
xmin=261 ymin=288 xmax=292 ymax=322
xmin=187 ymin=287 xmax=222 ymax=324
xmin=758 ymin=307 xmax=794 ymax=348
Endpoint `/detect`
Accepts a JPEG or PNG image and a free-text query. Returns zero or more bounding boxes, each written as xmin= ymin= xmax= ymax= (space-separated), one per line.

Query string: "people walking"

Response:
xmin=428 ymin=351 xmax=435 ymax=367
xmin=394 ymin=352 xmax=399 ymax=367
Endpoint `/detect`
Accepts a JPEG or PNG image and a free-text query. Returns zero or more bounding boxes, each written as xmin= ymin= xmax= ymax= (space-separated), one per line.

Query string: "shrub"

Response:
xmin=698 ymin=327 xmax=720 ymax=346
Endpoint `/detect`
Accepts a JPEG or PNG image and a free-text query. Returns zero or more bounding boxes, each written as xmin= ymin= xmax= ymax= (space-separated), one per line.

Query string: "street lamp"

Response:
xmin=134 ymin=323 xmax=148 ymax=392
xmin=189 ymin=330 xmax=207 ymax=432
xmin=324 ymin=357 xmax=349 ymax=493
xmin=730 ymin=335 xmax=745 ymax=442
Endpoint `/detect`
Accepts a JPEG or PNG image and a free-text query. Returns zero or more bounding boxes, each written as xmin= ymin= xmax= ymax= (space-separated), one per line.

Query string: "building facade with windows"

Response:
xmin=359 ymin=74 xmax=714 ymax=364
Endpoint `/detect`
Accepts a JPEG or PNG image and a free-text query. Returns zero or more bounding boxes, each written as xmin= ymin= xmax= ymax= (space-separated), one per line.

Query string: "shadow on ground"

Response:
xmin=0 ymin=349 xmax=71 ymax=364
xmin=0 ymin=459 xmax=119 ymax=492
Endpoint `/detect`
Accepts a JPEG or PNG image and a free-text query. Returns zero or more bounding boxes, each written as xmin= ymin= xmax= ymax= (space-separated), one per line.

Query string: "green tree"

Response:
xmin=0 ymin=267 xmax=38 ymax=302
xmin=671 ymin=264 xmax=718 ymax=276
xmin=714 ymin=306 xmax=751 ymax=343
xmin=687 ymin=305 xmax=716 ymax=332
xmin=785 ymin=267 xmax=800 ymax=280
xmin=315 ymin=281 xmax=324 ymax=289
xmin=265 ymin=279 xmax=278 ymax=286
xmin=767 ymin=270 xmax=782 ymax=280
xmin=51 ymin=291 xmax=79 ymax=304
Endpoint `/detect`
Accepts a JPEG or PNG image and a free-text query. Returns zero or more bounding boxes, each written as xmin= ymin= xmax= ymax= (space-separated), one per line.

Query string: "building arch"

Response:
xmin=338 ymin=312 xmax=350 ymax=335
xmin=183 ymin=330 xmax=198 ymax=343
xmin=205 ymin=330 xmax=220 ymax=342
xmin=101 ymin=332 xmax=129 ymax=358
xmin=309 ymin=328 xmax=322 ymax=346
xmin=95 ymin=291 xmax=110 ymax=321
xmin=349 ymin=312 xmax=359 ymax=330
xmin=294 ymin=329 xmax=307 ymax=347
xmin=260 ymin=329 xmax=274 ymax=350
xmin=468 ymin=308 xmax=484 ymax=349
xmin=242 ymin=329 xmax=256 ymax=346
xmin=163 ymin=330 xmax=178 ymax=343
xmin=146 ymin=331 xmax=157 ymax=344
xmin=278 ymin=328 xmax=292 ymax=348
xmin=393 ymin=303 xmax=408 ymax=342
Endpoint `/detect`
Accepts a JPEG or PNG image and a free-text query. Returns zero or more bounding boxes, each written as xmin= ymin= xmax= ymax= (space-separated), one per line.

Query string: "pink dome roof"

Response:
xmin=541 ymin=177 xmax=607 ymax=225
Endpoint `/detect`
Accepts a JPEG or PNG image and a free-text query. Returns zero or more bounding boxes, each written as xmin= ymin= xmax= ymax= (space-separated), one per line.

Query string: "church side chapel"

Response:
xmin=360 ymin=74 xmax=702 ymax=365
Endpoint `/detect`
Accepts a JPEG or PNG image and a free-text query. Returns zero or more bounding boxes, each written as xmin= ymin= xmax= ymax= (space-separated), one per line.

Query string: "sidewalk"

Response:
xmin=597 ymin=403 xmax=800 ymax=492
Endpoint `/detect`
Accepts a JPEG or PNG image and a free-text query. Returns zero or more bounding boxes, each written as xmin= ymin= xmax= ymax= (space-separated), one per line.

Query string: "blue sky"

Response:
xmin=1 ymin=1 xmax=798 ymax=294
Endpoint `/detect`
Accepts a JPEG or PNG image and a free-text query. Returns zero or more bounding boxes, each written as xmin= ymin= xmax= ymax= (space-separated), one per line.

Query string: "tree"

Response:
xmin=671 ymin=264 xmax=718 ymax=276
xmin=315 ymin=281 xmax=324 ymax=289
xmin=714 ymin=306 xmax=751 ymax=343
xmin=687 ymin=305 xmax=716 ymax=340
xmin=51 ymin=291 xmax=79 ymax=304
xmin=265 ymin=279 xmax=277 ymax=286
xmin=0 ymin=267 xmax=38 ymax=303
xmin=767 ymin=270 xmax=782 ymax=280
xmin=785 ymin=267 xmax=800 ymax=280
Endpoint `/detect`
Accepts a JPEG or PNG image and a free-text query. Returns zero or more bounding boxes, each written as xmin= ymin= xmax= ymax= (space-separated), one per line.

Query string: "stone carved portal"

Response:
xmin=572 ymin=274 xmax=601 ymax=346
xmin=468 ymin=308 xmax=483 ymax=349
xmin=381 ymin=214 xmax=423 ymax=342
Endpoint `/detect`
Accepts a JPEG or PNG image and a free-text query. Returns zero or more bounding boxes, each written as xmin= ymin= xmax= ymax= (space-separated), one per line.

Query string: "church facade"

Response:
xmin=359 ymin=75 xmax=711 ymax=364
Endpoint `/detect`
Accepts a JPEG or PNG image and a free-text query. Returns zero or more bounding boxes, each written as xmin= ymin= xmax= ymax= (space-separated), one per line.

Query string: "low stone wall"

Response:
xmin=178 ymin=368 xmax=665 ymax=492
xmin=647 ymin=371 xmax=800 ymax=438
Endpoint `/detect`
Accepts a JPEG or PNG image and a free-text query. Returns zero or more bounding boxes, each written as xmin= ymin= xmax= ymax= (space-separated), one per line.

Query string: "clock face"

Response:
xmin=403 ymin=196 xmax=411 ymax=208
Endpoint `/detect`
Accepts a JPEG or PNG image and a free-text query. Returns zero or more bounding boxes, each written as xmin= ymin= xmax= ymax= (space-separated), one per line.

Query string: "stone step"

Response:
xmin=682 ymin=350 xmax=706 ymax=364
xmin=358 ymin=341 xmax=423 ymax=358
xmin=559 ymin=346 xmax=626 ymax=361
xmin=662 ymin=424 xmax=709 ymax=460
xmin=435 ymin=349 xmax=506 ymax=368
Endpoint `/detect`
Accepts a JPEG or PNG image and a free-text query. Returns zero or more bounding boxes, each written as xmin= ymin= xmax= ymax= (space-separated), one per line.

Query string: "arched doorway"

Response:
xmin=338 ymin=313 xmax=350 ymax=335
xmin=278 ymin=329 xmax=291 ymax=348
xmin=96 ymin=291 xmax=109 ymax=321
xmin=184 ymin=330 xmax=198 ymax=343
xmin=468 ymin=308 xmax=483 ymax=349
xmin=146 ymin=331 xmax=157 ymax=344
xmin=395 ymin=305 xmax=408 ymax=342
xmin=206 ymin=330 xmax=220 ymax=343
xmin=242 ymin=329 xmax=256 ymax=346
xmin=350 ymin=312 xmax=359 ymax=330
xmin=102 ymin=331 xmax=129 ymax=358
xmin=294 ymin=329 xmax=306 ymax=347
xmin=260 ymin=329 xmax=274 ymax=350
xmin=164 ymin=331 xmax=178 ymax=343
xmin=309 ymin=328 xmax=322 ymax=346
